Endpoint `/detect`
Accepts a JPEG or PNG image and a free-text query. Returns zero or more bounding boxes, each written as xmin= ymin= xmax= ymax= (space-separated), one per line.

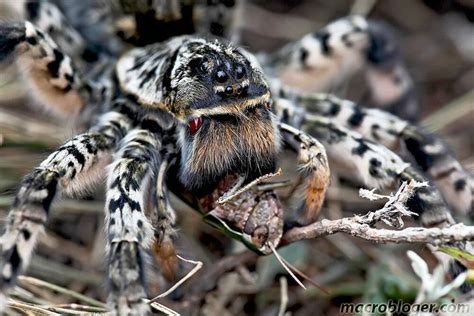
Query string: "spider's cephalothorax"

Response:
xmin=117 ymin=37 xmax=280 ymax=193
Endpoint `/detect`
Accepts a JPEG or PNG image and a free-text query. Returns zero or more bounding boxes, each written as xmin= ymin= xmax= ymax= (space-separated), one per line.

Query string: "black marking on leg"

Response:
xmin=404 ymin=137 xmax=433 ymax=171
xmin=299 ymin=48 xmax=309 ymax=67
xmin=368 ymin=158 xmax=382 ymax=178
xmin=26 ymin=2 xmax=41 ymax=20
xmin=371 ymin=124 xmax=381 ymax=141
xmin=352 ymin=138 xmax=371 ymax=156
xmin=21 ymin=229 xmax=31 ymax=241
xmin=454 ymin=179 xmax=467 ymax=192
xmin=313 ymin=31 xmax=331 ymax=56
xmin=9 ymin=246 xmax=22 ymax=277
xmin=26 ymin=36 xmax=37 ymax=45
xmin=47 ymin=49 xmax=64 ymax=78
xmin=348 ymin=106 xmax=366 ymax=127
xmin=328 ymin=102 xmax=341 ymax=116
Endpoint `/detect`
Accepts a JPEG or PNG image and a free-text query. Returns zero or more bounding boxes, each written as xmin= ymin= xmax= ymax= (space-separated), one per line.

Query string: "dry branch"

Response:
xmin=283 ymin=180 xmax=474 ymax=246
xmin=283 ymin=221 xmax=474 ymax=245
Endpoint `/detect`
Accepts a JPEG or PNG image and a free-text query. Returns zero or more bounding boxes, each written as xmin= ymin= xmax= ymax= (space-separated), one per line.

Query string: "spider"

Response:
xmin=0 ymin=1 xmax=472 ymax=315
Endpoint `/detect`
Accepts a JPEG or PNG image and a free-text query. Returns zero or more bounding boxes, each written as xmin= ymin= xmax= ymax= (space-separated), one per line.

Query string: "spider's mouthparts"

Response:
xmin=188 ymin=117 xmax=203 ymax=135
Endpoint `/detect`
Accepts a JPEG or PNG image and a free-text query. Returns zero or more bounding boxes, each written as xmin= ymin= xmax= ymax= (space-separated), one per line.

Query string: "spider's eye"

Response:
xmin=215 ymin=70 xmax=229 ymax=83
xmin=190 ymin=58 xmax=209 ymax=74
xmin=199 ymin=59 xmax=209 ymax=72
xmin=235 ymin=64 xmax=245 ymax=79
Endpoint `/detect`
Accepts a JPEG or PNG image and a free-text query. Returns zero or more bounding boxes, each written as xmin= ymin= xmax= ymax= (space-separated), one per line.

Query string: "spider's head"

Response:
xmin=167 ymin=38 xmax=280 ymax=193
xmin=117 ymin=37 xmax=280 ymax=193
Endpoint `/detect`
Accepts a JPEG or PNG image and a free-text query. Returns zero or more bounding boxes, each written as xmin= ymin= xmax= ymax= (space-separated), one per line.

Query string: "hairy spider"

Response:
xmin=0 ymin=1 xmax=472 ymax=315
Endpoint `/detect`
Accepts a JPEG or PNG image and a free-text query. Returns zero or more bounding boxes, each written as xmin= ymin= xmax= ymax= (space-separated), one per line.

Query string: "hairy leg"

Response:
xmin=278 ymin=123 xmax=331 ymax=226
xmin=106 ymin=123 xmax=173 ymax=314
xmin=275 ymin=97 xmax=454 ymax=227
xmin=263 ymin=16 xmax=418 ymax=121
xmin=0 ymin=21 xmax=102 ymax=118
xmin=274 ymin=88 xmax=472 ymax=216
xmin=0 ymin=111 xmax=131 ymax=307
xmin=5 ymin=0 xmax=99 ymax=64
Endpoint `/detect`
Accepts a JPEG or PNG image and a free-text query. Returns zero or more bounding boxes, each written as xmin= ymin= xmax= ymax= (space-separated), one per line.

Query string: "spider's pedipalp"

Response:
xmin=151 ymin=152 xmax=179 ymax=281
xmin=0 ymin=111 xmax=131 ymax=307
xmin=278 ymin=122 xmax=331 ymax=226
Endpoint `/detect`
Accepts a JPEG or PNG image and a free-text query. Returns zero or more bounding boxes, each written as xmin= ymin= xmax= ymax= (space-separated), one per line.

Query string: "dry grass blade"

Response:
xmin=18 ymin=276 xmax=107 ymax=309
xmin=149 ymin=301 xmax=180 ymax=316
xmin=7 ymin=299 xmax=60 ymax=315
xmin=270 ymin=245 xmax=306 ymax=290
xmin=148 ymin=255 xmax=203 ymax=303
xmin=277 ymin=276 xmax=288 ymax=316
xmin=279 ymin=256 xmax=331 ymax=295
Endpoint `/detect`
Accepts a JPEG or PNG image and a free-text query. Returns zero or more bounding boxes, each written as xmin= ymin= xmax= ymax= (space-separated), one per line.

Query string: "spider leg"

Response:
xmin=0 ymin=21 xmax=101 ymax=118
xmin=275 ymin=97 xmax=454 ymax=227
xmin=263 ymin=16 xmax=418 ymax=121
xmin=0 ymin=110 xmax=131 ymax=307
xmin=278 ymin=123 xmax=331 ymax=226
xmin=274 ymin=88 xmax=472 ymax=216
xmin=106 ymin=122 xmax=173 ymax=314
xmin=5 ymin=0 xmax=99 ymax=64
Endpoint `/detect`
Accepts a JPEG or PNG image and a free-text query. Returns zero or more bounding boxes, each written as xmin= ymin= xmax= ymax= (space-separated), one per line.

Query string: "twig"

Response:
xmin=148 ymin=255 xmax=203 ymax=304
xmin=283 ymin=221 xmax=474 ymax=245
xmin=283 ymin=179 xmax=474 ymax=245
xmin=17 ymin=276 xmax=107 ymax=308
xmin=358 ymin=180 xmax=425 ymax=228
xmin=277 ymin=277 xmax=288 ymax=316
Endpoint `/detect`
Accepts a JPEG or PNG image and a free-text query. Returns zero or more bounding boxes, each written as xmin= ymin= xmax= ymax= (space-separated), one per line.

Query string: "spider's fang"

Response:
xmin=188 ymin=117 xmax=203 ymax=135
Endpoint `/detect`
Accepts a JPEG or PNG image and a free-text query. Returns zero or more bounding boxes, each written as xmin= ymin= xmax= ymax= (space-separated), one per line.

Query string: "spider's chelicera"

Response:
xmin=0 ymin=1 xmax=471 ymax=315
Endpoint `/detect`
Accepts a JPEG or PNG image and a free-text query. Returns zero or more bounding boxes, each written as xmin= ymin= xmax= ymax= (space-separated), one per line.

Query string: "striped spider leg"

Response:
xmin=0 ymin=20 xmax=110 ymax=121
xmin=262 ymin=15 xmax=418 ymax=121
xmin=106 ymin=117 xmax=167 ymax=314
xmin=274 ymin=97 xmax=455 ymax=228
xmin=274 ymin=86 xmax=472 ymax=218
xmin=0 ymin=109 xmax=131 ymax=308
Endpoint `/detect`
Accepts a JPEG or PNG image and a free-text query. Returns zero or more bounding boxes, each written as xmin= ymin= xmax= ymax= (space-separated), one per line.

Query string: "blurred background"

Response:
xmin=0 ymin=0 xmax=473 ymax=315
